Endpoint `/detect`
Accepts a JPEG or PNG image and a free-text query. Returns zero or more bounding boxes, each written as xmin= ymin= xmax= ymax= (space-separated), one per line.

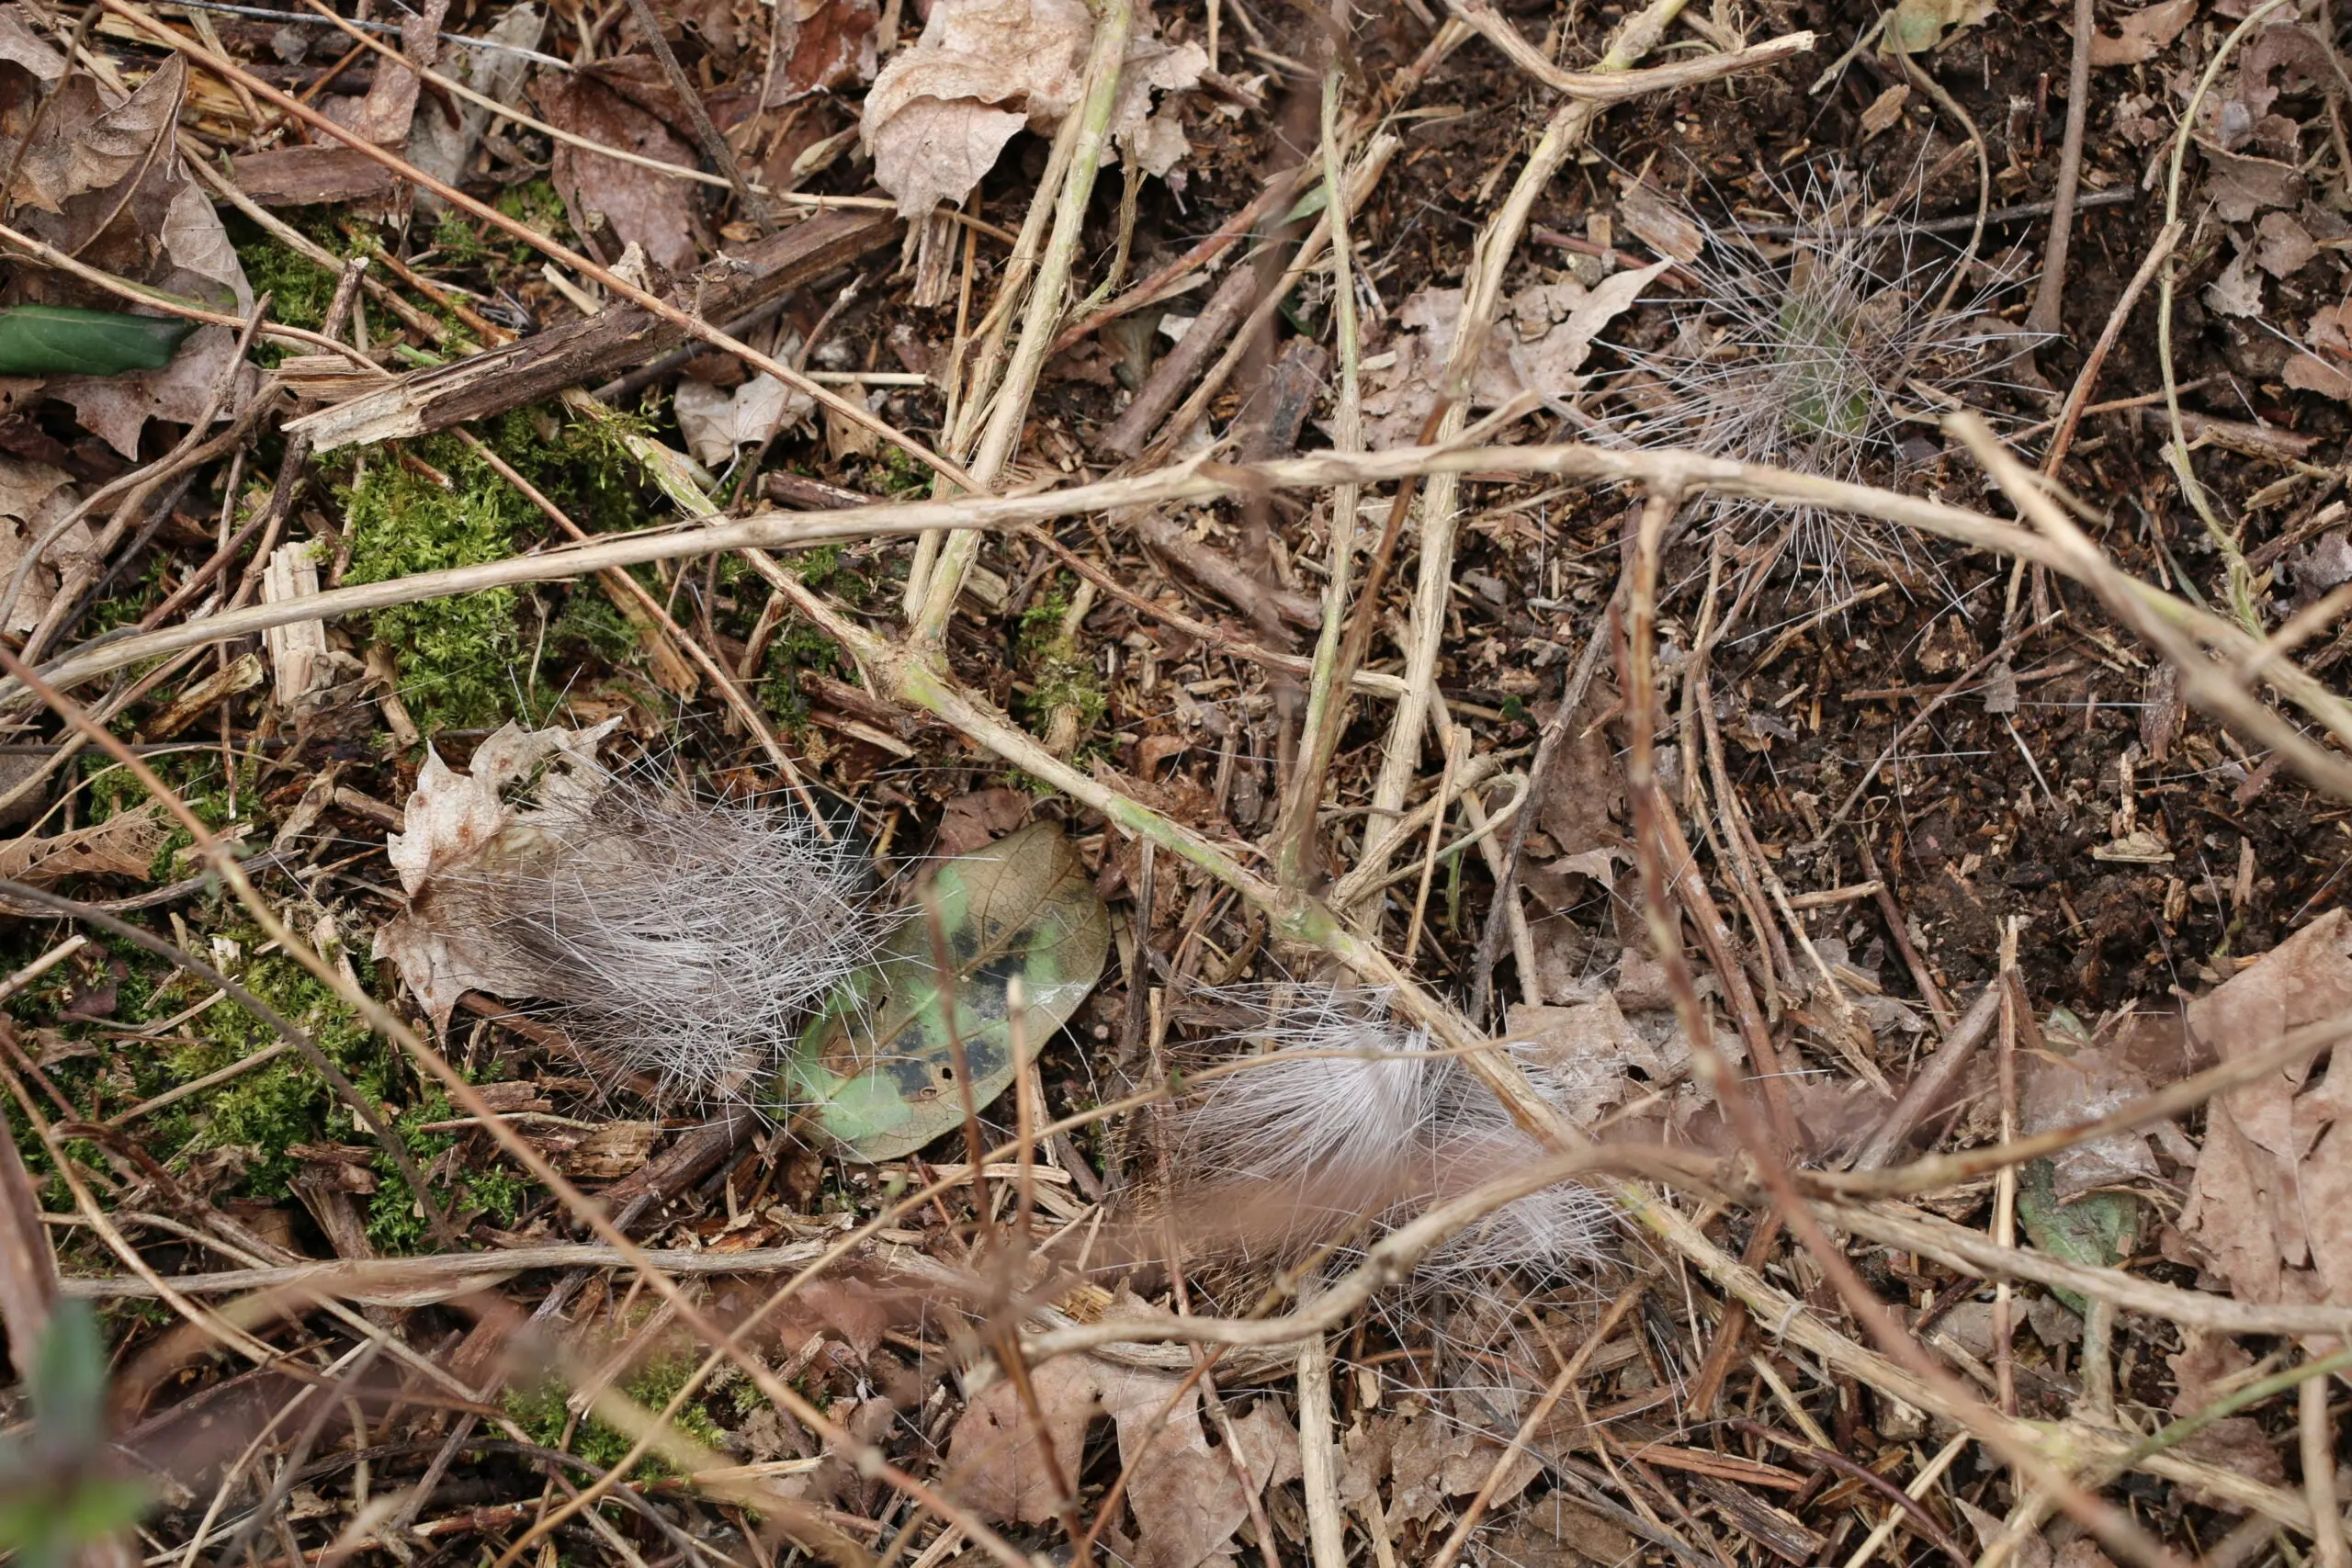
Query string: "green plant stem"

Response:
xmin=904 ymin=115 xmax=1083 ymax=621
xmin=911 ymin=0 xmax=1135 ymax=648
xmin=1363 ymin=0 xmax=1688 ymax=877
xmin=1274 ymin=69 xmax=1366 ymax=894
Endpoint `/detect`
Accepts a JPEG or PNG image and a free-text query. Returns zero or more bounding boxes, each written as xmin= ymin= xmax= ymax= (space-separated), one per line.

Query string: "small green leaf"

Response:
xmin=2017 ymin=1158 xmax=2142 ymax=1314
xmin=28 ymin=1303 xmax=108 ymax=1457
xmin=1886 ymin=0 xmax=1993 ymax=54
xmin=0 ymin=1307 xmax=147 ymax=1568
xmin=784 ymin=823 xmax=1110 ymax=1161
xmin=0 ymin=306 xmax=197 ymax=377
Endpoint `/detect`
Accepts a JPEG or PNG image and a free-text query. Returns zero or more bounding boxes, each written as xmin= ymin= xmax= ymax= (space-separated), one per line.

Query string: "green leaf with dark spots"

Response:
xmin=784 ymin=822 xmax=1110 ymax=1161
xmin=0 ymin=306 xmax=197 ymax=377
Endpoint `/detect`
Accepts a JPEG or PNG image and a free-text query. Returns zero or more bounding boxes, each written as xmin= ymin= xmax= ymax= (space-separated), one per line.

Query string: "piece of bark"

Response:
xmin=764 ymin=469 xmax=876 ymax=510
xmin=230 ymin=145 xmax=400 ymax=206
xmin=1126 ymin=508 xmax=1321 ymax=629
xmin=1095 ymin=261 xmax=1261 ymax=458
xmin=1850 ymin=984 xmax=2002 ymax=1170
xmin=287 ymin=206 xmax=899 ymax=451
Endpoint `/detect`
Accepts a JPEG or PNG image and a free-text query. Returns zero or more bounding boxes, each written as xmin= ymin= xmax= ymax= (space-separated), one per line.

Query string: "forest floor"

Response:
xmin=1 ymin=0 xmax=2351 ymax=1565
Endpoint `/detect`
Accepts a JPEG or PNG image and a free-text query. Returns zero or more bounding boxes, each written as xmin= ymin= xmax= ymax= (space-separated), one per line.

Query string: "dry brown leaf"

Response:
xmin=1376 ymin=1400 xmax=1541 ymax=1527
xmin=2204 ymin=247 xmax=2263 ymax=318
xmin=859 ymin=0 xmax=1203 ymax=218
xmin=1505 ymin=993 xmax=1681 ymax=1124
xmin=322 ymin=0 xmax=446 ymax=145
xmin=1484 ymin=1502 xmax=1639 ymax=1568
xmin=1955 ymin=1499 xmax=2054 ymax=1568
xmin=2199 ymin=142 xmax=2303 ymax=222
xmin=0 ymin=4 xmax=64 ymax=86
xmin=673 ymin=372 xmax=810 ymax=466
xmin=2019 ymin=1041 xmax=2165 ymax=1197
xmin=0 ymin=802 xmax=168 ymax=885
xmin=765 ymin=0 xmax=878 ymax=102
xmin=0 ymin=456 xmax=88 ymax=636
xmin=7 ymin=54 xmax=181 ymax=213
xmin=1360 ymin=265 xmax=1665 ymax=448
xmin=372 ymin=718 xmax=621 ymax=1031
xmin=946 ymin=1354 xmax=1297 ymax=1567
xmin=534 ymin=73 xmax=707 ymax=274
xmin=934 ymin=787 xmax=1029 ymax=854
xmin=2162 ymin=1336 xmax=2286 ymax=1501
xmin=2253 ymin=212 xmax=2320 ymax=278
xmin=2088 ymin=0 xmax=2195 ymax=65
xmin=2177 ymin=909 xmax=2352 ymax=1304
xmin=6 ymin=55 xmax=255 ymax=457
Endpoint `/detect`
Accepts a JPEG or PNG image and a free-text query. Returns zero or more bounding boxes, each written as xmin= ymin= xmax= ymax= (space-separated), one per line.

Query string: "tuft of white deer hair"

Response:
xmin=1160 ymin=986 xmax=1613 ymax=1284
xmin=406 ymin=764 xmax=879 ymax=1106
xmin=1611 ymin=163 xmax=2039 ymax=575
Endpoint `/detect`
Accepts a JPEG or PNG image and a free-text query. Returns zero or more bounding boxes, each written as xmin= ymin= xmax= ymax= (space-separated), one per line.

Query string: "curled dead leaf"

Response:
xmin=1358 ymin=266 xmax=1665 ymax=448
xmin=947 ymin=1350 xmax=1298 ymax=1568
xmin=859 ymin=0 xmax=1203 ymax=218
xmin=372 ymin=718 xmax=622 ymax=1032
xmin=0 ymin=456 xmax=89 ymax=636
xmin=533 ymin=73 xmax=708 ymax=275
xmin=2177 ymin=909 xmax=2352 ymax=1304
xmin=673 ymin=372 xmax=811 ymax=467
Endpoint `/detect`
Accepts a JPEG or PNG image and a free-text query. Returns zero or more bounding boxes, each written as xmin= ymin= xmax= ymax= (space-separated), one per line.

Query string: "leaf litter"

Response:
xmin=9 ymin=0 xmax=2352 ymax=1564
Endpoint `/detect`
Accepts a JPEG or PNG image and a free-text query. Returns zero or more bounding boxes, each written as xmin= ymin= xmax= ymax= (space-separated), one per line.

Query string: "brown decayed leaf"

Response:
xmin=409 ymin=2 xmax=544 ymax=204
xmin=2288 ymin=302 xmax=2352 ymax=400
xmin=765 ymin=0 xmax=878 ymax=103
xmin=673 ymin=373 xmax=810 ymax=467
xmin=322 ymin=0 xmax=446 ymax=145
xmin=859 ymin=0 xmax=1202 ymax=217
xmin=860 ymin=0 xmax=1089 ymax=217
xmin=2161 ymin=1336 xmax=2286 ymax=1504
xmin=372 ymin=718 xmax=622 ymax=1031
xmin=1483 ymin=1501 xmax=1640 ymax=1568
xmin=1374 ymin=1398 xmax=1542 ymax=1528
xmin=0 ymin=802 xmax=168 ymax=885
xmin=0 ymin=456 xmax=88 ymax=635
xmin=534 ymin=73 xmax=707 ymax=274
xmin=2198 ymin=143 xmax=2303 ymax=223
xmin=2019 ymin=1040 xmax=2165 ymax=1198
xmin=933 ymin=787 xmax=1029 ymax=854
xmin=2177 ymin=909 xmax=2352 ymax=1304
xmin=6 ymin=54 xmax=181 ymax=214
xmin=1506 ymin=993 xmax=1682 ymax=1124
xmin=0 ymin=4 xmax=64 ymax=88
xmin=5 ymin=55 xmax=255 ymax=457
xmin=1359 ymin=266 xmax=1665 ymax=448
xmin=2087 ymin=0 xmax=2194 ymax=65
xmin=946 ymin=1354 xmax=1298 ymax=1567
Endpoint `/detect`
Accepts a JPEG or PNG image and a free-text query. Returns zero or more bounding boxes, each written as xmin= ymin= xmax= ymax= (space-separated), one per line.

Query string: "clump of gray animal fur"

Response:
xmin=1157 ymin=986 xmax=1614 ymax=1287
xmin=379 ymin=723 xmax=878 ymax=1105
xmin=1615 ymin=165 xmax=2037 ymax=571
